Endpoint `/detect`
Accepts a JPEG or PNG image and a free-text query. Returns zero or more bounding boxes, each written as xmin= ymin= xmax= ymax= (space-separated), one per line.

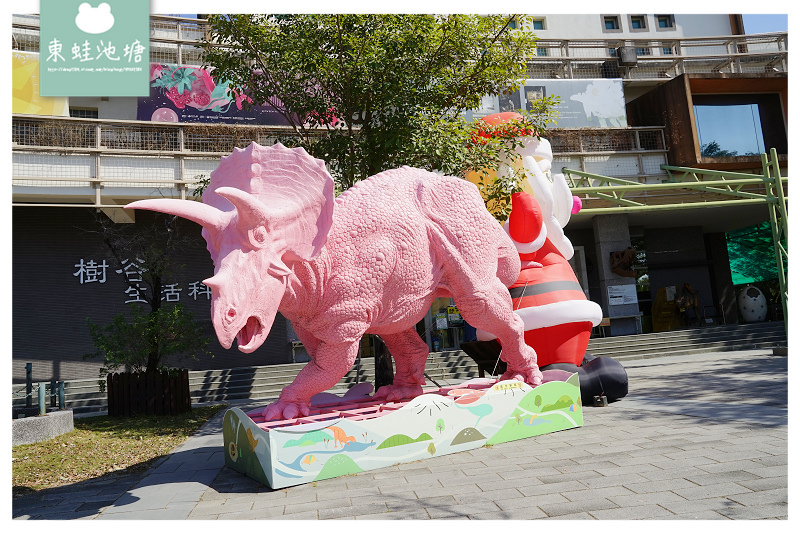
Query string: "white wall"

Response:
xmin=64 ymin=14 xmax=738 ymax=122
xmin=69 ymin=96 xmax=140 ymax=120
xmin=528 ymin=14 xmax=735 ymax=40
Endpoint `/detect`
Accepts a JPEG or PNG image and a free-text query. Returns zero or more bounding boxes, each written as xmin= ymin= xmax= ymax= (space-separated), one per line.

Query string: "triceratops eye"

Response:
xmin=249 ymin=226 xmax=267 ymax=248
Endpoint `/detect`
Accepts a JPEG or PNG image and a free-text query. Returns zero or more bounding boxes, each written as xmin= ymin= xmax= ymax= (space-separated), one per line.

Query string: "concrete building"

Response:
xmin=11 ymin=14 xmax=788 ymax=384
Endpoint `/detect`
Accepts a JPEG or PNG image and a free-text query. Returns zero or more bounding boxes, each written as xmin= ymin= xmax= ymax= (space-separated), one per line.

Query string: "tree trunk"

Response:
xmin=146 ymin=275 xmax=162 ymax=373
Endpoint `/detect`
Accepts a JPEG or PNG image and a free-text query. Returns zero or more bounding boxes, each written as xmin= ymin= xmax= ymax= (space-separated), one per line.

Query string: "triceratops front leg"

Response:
xmin=262 ymin=339 xmax=360 ymax=420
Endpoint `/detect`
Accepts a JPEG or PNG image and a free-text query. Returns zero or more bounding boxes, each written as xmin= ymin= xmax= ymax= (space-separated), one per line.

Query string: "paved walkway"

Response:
xmin=12 ymin=349 xmax=789 ymax=520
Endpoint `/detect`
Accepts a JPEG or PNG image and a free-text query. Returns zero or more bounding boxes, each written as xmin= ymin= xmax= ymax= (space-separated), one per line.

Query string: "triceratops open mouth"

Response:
xmin=236 ymin=316 xmax=264 ymax=352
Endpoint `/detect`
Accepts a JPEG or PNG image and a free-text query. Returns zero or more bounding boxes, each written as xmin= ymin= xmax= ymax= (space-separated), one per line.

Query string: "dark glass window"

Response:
xmin=694 ymin=104 xmax=765 ymax=157
xmin=604 ymin=16 xmax=619 ymax=30
xmin=69 ymin=108 xmax=99 ymax=119
xmin=657 ymin=15 xmax=674 ymax=29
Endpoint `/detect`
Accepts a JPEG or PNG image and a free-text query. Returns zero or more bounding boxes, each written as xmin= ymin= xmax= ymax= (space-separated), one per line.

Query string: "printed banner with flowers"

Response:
xmin=137 ymin=63 xmax=291 ymax=125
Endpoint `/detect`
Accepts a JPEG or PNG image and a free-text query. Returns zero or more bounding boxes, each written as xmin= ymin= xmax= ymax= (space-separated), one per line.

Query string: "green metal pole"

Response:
xmin=58 ymin=381 xmax=65 ymax=409
xmin=564 ymin=157 xmax=788 ymax=332
xmin=762 ymin=151 xmax=788 ymax=334
xmin=25 ymin=363 xmax=32 ymax=408
xmin=574 ymin=198 xmax=769 ymax=215
xmin=770 ymin=148 xmax=789 ymax=242
xmin=38 ymin=383 xmax=46 ymax=416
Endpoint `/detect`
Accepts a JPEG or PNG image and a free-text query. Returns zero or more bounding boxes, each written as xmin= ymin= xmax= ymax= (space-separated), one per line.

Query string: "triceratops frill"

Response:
xmin=127 ymin=142 xmax=542 ymax=420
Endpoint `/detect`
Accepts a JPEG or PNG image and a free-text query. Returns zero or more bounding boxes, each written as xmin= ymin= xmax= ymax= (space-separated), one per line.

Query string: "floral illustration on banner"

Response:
xmin=150 ymin=63 xmax=251 ymax=114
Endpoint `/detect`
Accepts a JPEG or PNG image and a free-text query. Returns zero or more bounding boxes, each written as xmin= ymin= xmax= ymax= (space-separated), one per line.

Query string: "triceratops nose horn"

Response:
xmin=125 ymin=199 xmax=226 ymax=231
xmin=201 ymin=275 xmax=222 ymax=292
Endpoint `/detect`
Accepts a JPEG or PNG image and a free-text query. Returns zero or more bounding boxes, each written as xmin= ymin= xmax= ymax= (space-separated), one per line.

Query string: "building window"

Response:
xmin=630 ymin=15 xmax=647 ymax=31
xmin=532 ymin=18 xmax=545 ymax=30
xmin=694 ymin=103 xmax=765 ymax=157
xmin=656 ymin=15 xmax=675 ymax=30
xmin=69 ymin=108 xmax=99 ymax=119
xmin=636 ymin=47 xmax=652 ymax=56
xmin=536 ymin=47 xmax=548 ymax=57
xmin=603 ymin=15 xmax=621 ymax=32
xmin=662 ymin=45 xmax=674 ymax=55
xmin=693 ymin=93 xmax=787 ymax=157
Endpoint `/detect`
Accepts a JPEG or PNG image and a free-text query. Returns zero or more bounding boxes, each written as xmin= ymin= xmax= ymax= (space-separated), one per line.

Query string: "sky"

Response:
xmin=741 ymin=14 xmax=789 ymax=33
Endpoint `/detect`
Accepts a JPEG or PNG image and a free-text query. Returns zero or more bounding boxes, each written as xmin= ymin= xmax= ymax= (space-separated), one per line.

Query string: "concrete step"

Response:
xmin=589 ymin=333 xmax=786 ymax=359
xmin=188 ymin=353 xmax=481 ymax=403
xmin=587 ymin=322 xmax=784 ymax=351
xmin=587 ymin=321 xmax=784 ymax=350
xmin=14 ymin=322 xmax=784 ymax=413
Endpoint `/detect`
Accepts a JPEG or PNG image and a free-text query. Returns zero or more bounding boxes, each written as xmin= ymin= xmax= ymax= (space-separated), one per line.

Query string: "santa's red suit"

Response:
xmin=500 ymin=191 xmax=599 ymax=367
xmin=469 ymin=112 xmax=627 ymax=403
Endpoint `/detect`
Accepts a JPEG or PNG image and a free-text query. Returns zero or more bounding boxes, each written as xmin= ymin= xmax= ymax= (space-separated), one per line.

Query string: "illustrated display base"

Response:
xmin=223 ymin=374 xmax=582 ymax=489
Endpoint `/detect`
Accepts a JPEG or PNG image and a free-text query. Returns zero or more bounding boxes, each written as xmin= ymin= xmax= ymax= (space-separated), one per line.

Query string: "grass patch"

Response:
xmin=12 ymin=404 xmax=226 ymax=496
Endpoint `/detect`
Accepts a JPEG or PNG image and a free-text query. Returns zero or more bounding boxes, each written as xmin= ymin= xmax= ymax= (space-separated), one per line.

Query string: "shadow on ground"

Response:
xmin=12 ymin=407 xmax=230 ymax=519
xmin=618 ymin=353 xmax=787 ymax=427
xmin=625 ymin=353 xmax=787 ymax=404
xmin=13 ymin=463 xmax=152 ymax=519
xmin=12 ymin=353 xmax=788 ymax=518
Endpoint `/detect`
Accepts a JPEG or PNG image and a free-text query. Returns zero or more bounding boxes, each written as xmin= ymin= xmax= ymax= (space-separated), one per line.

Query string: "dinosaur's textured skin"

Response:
xmin=128 ymin=142 xmax=542 ymax=420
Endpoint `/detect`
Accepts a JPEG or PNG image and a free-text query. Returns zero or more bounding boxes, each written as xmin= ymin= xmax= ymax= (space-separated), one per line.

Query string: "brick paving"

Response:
xmin=12 ymin=348 xmax=789 ymax=520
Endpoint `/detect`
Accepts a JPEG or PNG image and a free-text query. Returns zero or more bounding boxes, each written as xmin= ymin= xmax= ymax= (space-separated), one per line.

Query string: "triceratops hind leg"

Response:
xmin=454 ymin=284 xmax=543 ymax=387
xmin=373 ymin=328 xmax=428 ymax=402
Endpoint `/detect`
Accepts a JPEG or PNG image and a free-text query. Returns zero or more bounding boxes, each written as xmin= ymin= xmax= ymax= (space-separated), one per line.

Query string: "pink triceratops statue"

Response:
xmin=127 ymin=142 xmax=542 ymax=420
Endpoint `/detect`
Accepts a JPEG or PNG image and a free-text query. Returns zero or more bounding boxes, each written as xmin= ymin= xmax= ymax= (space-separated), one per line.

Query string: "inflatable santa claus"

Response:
xmin=466 ymin=112 xmax=628 ymax=404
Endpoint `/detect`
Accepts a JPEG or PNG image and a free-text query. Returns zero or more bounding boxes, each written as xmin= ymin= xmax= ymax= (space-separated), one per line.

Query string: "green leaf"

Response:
xmin=85 ymin=303 xmax=211 ymax=378
xmin=200 ymin=14 xmax=554 ymax=193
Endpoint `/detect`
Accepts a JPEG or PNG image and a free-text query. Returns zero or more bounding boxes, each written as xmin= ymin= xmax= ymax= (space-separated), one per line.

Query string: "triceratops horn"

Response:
xmin=125 ymin=199 xmax=226 ymax=231
xmin=215 ymin=186 xmax=280 ymax=230
xmin=201 ymin=275 xmax=222 ymax=292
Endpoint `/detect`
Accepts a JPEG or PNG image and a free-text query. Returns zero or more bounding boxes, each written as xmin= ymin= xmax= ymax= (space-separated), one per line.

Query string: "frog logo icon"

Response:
xmin=75 ymin=2 xmax=115 ymax=34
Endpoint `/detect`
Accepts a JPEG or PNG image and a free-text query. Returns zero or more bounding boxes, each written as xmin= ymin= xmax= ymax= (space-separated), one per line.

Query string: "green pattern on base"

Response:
xmin=222 ymin=375 xmax=582 ymax=489
xmin=487 ymin=375 xmax=582 ymax=445
xmin=376 ymin=432 xmax=433 ymax=449
xmin=314 ymin=454 xmax=364 ymax=481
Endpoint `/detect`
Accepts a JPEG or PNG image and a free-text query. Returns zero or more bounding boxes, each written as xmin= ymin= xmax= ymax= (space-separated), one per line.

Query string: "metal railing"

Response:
xmin=528 ymin=32 xmax=788 ymax=80
xmin=11 ymin=114 xmax=301 ymax=206
xmin=12 ymin=14 xmax=210 ymax=66
xmin=550 ymin=127 xmax=670 ymax=186
xmin=13 ymin=15 xmax=787 ymax=77
xmin=12 ymin=114 xmax=670 ymax=208
xmin=12 ymin=363 xmax=66 ymax=416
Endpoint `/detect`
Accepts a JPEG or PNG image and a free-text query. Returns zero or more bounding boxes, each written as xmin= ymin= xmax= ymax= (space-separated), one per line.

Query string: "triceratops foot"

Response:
xmin=500 ymin=366 xmax=543 ymax=387
xmin=261 ymin=400 xmax=311 ymax=421
xmin=373 ymin=383 xmax=424 ymax=403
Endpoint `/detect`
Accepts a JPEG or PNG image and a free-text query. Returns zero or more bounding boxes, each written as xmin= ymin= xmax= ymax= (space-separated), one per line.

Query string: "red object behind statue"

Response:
xmin=470 ymin=113 xmax=627 ymax=404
